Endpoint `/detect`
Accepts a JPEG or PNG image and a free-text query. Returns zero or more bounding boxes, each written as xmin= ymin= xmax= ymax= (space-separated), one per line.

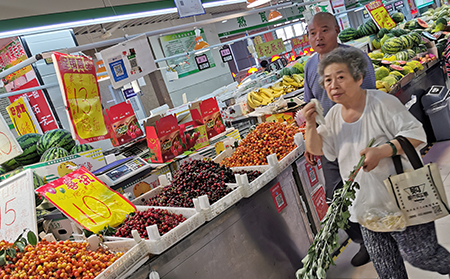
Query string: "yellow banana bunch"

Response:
xmin=246 ymin=88 xmax=275 ymax=109
xmin=282 ymin=75 xmax=304 ymax=89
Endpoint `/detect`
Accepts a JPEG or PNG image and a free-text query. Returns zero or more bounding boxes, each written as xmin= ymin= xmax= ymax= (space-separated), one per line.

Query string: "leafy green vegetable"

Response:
xmin=296 ymin=138 xmax=375 ymax=279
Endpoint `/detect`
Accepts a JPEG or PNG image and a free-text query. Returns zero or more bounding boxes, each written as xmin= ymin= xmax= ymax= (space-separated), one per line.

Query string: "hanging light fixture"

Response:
xmin=193 ymin=28 xmax=210 ymax=52
xmin=247 ymin=0 xmax=271 ymax=8
xmin=268 ymin=10 xmax=282 ymax=22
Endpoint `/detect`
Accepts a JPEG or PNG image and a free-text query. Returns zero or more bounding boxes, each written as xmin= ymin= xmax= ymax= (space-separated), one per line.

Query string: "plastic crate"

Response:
xmin=96 ymin=240 xmax=149 ymax=279
xmin=104 ymin=206 xmax=205 ymax=255
xmin=198 ymin=184 xmax=243 ymax=221
xmin=231 ymin=165 xmax=277 ymax=198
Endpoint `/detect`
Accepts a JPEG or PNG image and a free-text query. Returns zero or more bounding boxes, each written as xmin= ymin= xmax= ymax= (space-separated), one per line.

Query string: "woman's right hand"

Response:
xmin=302 ymin=102 xmax=318 ymax=126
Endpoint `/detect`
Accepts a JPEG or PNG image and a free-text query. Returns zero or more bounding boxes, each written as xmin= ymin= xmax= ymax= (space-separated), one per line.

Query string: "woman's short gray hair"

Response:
xmin=317 ymin=47 xmax=368 ymax=87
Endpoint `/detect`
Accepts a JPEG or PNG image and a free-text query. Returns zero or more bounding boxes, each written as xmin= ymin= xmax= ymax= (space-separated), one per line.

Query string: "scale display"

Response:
xmin=101 ymin=157 xmax=149 ymax=185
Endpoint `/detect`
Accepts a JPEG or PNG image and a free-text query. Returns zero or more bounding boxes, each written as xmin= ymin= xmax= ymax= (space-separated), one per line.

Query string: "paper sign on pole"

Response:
xmin=8 ymin=79 xmax=59 ymax=132
xmin=0 ymin=169 xmax=37 ymax=242
xmin=174 ymin=0 xmax=206 ymax=18
xmin=255 ymin=39 xmax=286 ymax=58
xmin=36 ymin=167 xmax=136 ymax=233
xmin=53 ymin=52 xmax=110 ymax=144
xmin=100 ymin=35 xmax=157 ymax=89
xmin=0 ymin=114 xmax=23 ymax=165
xmin=365 ymin=0 xmax=396 ymax=30
xmin=6 ymin=96 xmax=43 ymax=136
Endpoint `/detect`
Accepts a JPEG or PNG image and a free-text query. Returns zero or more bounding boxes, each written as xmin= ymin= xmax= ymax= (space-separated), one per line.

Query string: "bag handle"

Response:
xmin=391 ymin=136 xmax=423 ymax=174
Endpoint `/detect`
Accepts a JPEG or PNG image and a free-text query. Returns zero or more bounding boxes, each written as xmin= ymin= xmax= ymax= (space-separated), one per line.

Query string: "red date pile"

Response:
xmin=115 ymin=208 xmax=186 ymax=239
xmin=146 ymin=160 xmax=260 ymax=208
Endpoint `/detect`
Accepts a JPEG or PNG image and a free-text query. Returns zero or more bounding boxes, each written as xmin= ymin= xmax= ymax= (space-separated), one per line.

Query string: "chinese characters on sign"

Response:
xmin=36 ymin=167 xmax=136 ymax=233
xmin=292 ymin=35 xmax=310 ymax=49
xmin=255 ymin=39 xmax=286 ymax=58
xmin=0 ymin=38 xmax=33 ymax=87
xmin=6 ymin=96 xmax=42 ymax=136
xmin=365 ymin=0 xmax=396 ymax=29
xmin=53 ymin=52 xmax=109 ymax=144
xmin=220 ymin=46 xmax=234 ymax=63
xmin=237 ymin=17 xmax=247 ymax=28
xmin=195 ymin=54 xmax=211 ymax=71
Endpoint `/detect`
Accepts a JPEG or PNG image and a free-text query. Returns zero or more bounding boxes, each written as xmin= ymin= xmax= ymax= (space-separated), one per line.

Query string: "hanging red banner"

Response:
xmin=53 ymin=52 xmax=109 ymax=143
xmin=8 ymin=79 xmax=59 ymax=132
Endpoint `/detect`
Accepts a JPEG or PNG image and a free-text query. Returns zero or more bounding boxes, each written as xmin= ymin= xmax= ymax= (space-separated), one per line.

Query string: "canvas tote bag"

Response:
xmin=384 ymin=136 xmax=450 ymax=226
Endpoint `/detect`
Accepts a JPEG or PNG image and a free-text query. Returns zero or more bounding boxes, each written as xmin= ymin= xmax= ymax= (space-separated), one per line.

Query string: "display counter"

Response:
xmin=126 ymin=154 xmax=321 ymax=279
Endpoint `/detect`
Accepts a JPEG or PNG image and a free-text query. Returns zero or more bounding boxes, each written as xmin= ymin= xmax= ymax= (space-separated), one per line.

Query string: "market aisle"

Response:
xmin=327 ymin=141 xmax=450 ymax=279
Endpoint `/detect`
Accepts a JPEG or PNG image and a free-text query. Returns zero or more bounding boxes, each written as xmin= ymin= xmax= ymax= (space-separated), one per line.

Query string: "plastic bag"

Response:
xmin=353 ymin=173 xmax=407 ymax=232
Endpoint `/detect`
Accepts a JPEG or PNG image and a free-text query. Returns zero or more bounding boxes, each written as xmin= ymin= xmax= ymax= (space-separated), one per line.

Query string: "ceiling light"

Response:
xmin=222 ymin=20 xmax=228 ymax=23
xmin=193 ymin=28 xmax=210 ymax=51
xmin=268 ymin=10 xmax=283 ymax=22
xmin=0 ymin=0 xmax=246 ymax=39
xmin=247 ymin=0 xmax=271 ymax=8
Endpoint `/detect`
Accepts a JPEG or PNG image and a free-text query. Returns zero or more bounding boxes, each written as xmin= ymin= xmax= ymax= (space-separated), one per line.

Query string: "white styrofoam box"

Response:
xmin=231 ymin=165 xmax=277 ymax=198
xmin=96 ymin=240 xmax=149 ymax=279
xmin=104 ymin=206 xmax=205 ymax=255
xmin=278 ymin=145 xmax=304 ymax=171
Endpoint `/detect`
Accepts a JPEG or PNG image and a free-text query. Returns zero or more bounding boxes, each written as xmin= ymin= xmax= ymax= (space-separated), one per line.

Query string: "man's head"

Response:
xmin=308 ymin=12 xmax=340 ymax=56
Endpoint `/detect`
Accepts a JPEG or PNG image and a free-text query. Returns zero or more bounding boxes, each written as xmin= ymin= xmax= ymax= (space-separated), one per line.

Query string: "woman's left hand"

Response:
xmin=360 ymin=147 xmax=384 ymax=172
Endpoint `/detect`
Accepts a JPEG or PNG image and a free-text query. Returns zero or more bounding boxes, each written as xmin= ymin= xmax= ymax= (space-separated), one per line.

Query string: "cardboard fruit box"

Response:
xmin=189 ymin=97 xmax=226 ymax=140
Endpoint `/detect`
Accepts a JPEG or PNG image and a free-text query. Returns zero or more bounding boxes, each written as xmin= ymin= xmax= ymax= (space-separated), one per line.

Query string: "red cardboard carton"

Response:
xmin=145 ymin=114 xmax=186 ymax=163
xmin=105 ymin=101 xmax=143 ymax=146
xmin=189 ymin=97 xmax=225 ymax=139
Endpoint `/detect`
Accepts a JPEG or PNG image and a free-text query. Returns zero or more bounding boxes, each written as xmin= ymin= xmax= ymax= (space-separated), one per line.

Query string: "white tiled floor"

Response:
xmin=327 ymin=141 xmax=450 ymax=279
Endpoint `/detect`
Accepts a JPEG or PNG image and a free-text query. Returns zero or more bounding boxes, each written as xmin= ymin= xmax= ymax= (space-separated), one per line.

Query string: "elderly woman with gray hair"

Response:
xmin=302 ymin=47 xmax=450 ymax=279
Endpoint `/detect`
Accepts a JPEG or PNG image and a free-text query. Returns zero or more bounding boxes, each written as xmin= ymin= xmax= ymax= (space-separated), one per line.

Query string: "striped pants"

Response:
xmin=360 ymin=222 xmax=450 ymax=279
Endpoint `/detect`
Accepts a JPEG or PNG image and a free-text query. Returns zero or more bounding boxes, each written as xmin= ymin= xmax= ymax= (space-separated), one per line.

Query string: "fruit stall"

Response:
xmin=1 ymin=2 xmax=450 ymax=278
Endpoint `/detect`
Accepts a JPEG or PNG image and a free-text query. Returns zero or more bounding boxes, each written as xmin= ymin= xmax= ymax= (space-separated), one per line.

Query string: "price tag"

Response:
xmin=219 ymin=46 xmax=233 ymax=63
xmin=0 ymin=115 xmax=23 ymax=165
xmin=53 ymin=52 xmax=109 ymax=144
xmin=6 ymin=96 xmax=43 ymax=136
xmin=0 ymin=169 xmax=37 ymax=242
xmin=195 ymin=54 xmax=210 ymax=71
xmin=365 ymin=0 xmax=396 ymax=30
xmin=385 ymin=4 xmax=393 ymax=12
xmin=315 ymin=156 xmax=322 ymax=170
xmin=270 ymin=182 xmax=287 ymax=213
xmin=305 ymin=163 xmax=319 ymax=187
xmin=394 ymin=0 xmax=404 ymax=9
xmin=311 ymin=185 xmax=328 ymax=221
xmin=363 ymin=9 xmax=370 ymax=18
xmin=36 ymin=167 xmax=136 ymax=233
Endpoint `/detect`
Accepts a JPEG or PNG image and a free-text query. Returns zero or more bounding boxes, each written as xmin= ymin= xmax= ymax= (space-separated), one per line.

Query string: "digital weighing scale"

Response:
xmin=93 ymin=156 xmax=155 ymax=192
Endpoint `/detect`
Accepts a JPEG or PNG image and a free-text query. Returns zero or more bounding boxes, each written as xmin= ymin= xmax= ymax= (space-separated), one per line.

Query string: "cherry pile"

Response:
xmin=145 ymin=160 xmax=238 ymax=207
xmin=115 ymin=208 xmax=186 ymax=239
xmin=222 ymin=122 xmax=301 ymax=167
xmin=0 ymin=239 xmax=121 ymax=279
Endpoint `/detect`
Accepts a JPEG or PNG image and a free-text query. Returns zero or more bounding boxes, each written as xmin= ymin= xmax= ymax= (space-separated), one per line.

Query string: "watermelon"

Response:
xmin=70 ymin=144 xmax=94 ymax=155
xmin=14 ymin=133 xmax=42 ymax=165
xmin=408 ymin=32 xmax=421 ymax=46
xmin=40 ymin=147 xmax=69 ymax=162
xmin=375 ymin=66 xmax=390 ymax=80
xmin=372 ymin=38 xmax=382 ymax=49
xmin=378 ymin=28 xmax=389 ymax=39
xmin=395 ymin=51 xmax=409 ymax=61
xmin=406 ymin=49 xmax=416 ymax=59
xmin=417 ymin=18 xmax=429 ymax=28
xmin=399 ymin=35 xmax=413 ymax=49
xmin=0 ymin=166 xmax=7 ymax=175
xmin=381 ymin=38 xmax=403 ymax=54
xmin=33 ymin=172 xmax=45 ymax=189
xmin=391 ymin=12 xmax=404 ymax=23
xmin=380 ymin=33 xmax=395 ymax=45
xmin=356 ymin=25 xmax=369 ymax=38
xmin=339 ymin=28 xmax=357 ymax=42
xmin=364 ymin=20 xmax=379 ymax=35
xmin=1 ymin=158 xmax=21 ymax=171
xmin=37 ymin=129 xmax=75 ymax=155
xmin=390 ymin=64 xmax=404 ymax=72
xmin=390 ymin=29 xmax=408 ymax=37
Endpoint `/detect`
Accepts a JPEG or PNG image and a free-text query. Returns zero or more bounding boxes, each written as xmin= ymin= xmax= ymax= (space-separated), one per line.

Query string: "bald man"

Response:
xmin=303 ymin=12 xmax=376 ymax=267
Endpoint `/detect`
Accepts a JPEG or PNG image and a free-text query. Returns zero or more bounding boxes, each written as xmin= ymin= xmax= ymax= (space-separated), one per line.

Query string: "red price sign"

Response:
xmin=36 ymin=167 xmax=136 ymax=233
xmin=271 ymin=182 xmax=287 ymax=213
xmin=292 ymin=35 xmax=310 ymax=49
xmin=365 ymin=0 xmax=396 ymax=30
xmin=311 ymin=185 xmax=328 ymax=221
xmin=305 ymin=163 xmax=319 ymax=187
xmin=0 ymin=170 xmax=37 ymax=242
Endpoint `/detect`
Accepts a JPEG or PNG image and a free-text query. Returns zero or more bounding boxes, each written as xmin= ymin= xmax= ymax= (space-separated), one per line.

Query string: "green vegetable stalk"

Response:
xmin=296 ymin=138 xmax=375 ymax=279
